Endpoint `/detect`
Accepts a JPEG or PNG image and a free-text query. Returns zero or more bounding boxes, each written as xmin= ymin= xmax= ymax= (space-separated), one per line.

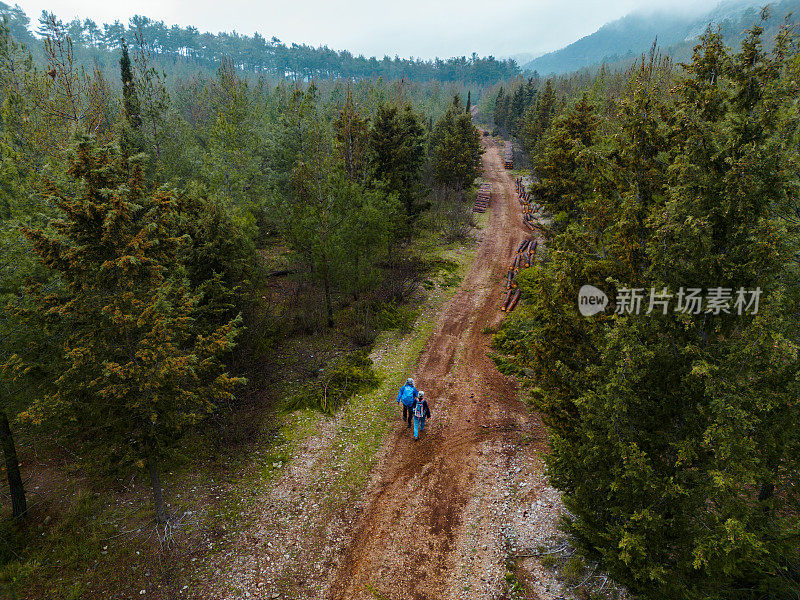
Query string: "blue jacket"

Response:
xmin=397 ymin=383 xmax=417 ymax=407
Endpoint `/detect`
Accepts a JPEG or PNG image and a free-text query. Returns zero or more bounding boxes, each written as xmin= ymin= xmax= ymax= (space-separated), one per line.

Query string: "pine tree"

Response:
xmin=430 ymin=104 xmax=483 ymax=191
xmin=119 ymin=37 xmax=141 ymax=128
xmin=15 ymin=138 xmax=244 ymax=524
xmin=334 ymin=86 xmax=370 ymax=184
xmin=284 ymin=102 xmax=397 ymax=327
xmin=369 ymin=102 xmax=425 ymax=218
xmin=495 ymin=25 xmax=800 ymax=599
xmin=201 ymin=59 xmax=265 ymax=209
xmin=520 ymin=78 xmax=556 ymax=154
xmin=531 ymin=94 xmax=597 ymax=225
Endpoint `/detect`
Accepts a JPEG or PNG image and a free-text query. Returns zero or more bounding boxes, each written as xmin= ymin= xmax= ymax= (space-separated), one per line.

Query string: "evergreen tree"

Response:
xmin=283 ymin=101 xmax=397 ymax=327
xmin=495 ymin=25 xmax=800 ymax=599
xmin=201 ymin=59 xmax=265 ymax=210
xmin=15 ymin=138 xmax=244 ymax=524
xmin=531 ymin=94 xmax=597 ymax=225
xmin=520 ymin=78 xmax=556 ymax=154
xmin=493 ymin=86 xmax=508 ymax=129
xmin=430 ymin=104 xmax=483 ymax=191
xmin=119 ymin=37 xmax=140 ymax=128
xmin=369 ymin=102 xmax=425 ymax=218
xmin=334 ymin=86 xmax=370 ymax=184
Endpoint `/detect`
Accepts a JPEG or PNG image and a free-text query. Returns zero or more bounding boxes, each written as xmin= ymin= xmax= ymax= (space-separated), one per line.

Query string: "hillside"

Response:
xmin=522 ymin=0 xmax=796 ymax=75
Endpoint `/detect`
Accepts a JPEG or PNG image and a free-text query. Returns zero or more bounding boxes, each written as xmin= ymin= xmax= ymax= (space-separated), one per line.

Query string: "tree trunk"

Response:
xmin=0 ymin=410 xmax=27 ymax=520
xmin=758 ymin=482 xmax=774 ymax=503
xmin=323 ymin=272 xmax=334 ymax=328
xmin=147 ymin=447 xmax=167 ymax=524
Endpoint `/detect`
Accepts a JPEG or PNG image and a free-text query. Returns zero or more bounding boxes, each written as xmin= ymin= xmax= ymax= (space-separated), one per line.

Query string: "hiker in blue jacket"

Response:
xmin=396 ymin=377 xmax=418 ymax=428
xmin=412 ymin=391 xmax=431 ymax=440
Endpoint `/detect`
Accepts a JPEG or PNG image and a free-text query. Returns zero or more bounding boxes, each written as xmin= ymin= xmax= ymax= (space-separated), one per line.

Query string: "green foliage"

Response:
xmin=334 ymin=86 xmax=370 ymax=184
xmin=0 ymin=5 xmax=520 ymax=85
xmin=369 ymin=102 xmax=426 ymax=218
xmin=287 ymin=350 xmax=380 ymax=414
xmin=430 ymin=99 xmax=483 ymax=191
xmin=119 ymin=37 xmax=140 ymax=128
xmin=200 ymin=60 xmax=267 ymax=210
xmin=495 ymin=24 xmax=800 ymax=600
xmin=493 ymin=77 xmax=539 ymax=136
xmin=376 ymin=303 xmax=418 ymax=332
xmin=9 ymin=138 xmax=245 ymax=521
xmin=531 ymin=94 xmax=597 ymax=223
xmin=0 ymin=489 xmax=114 ymax=598
xmin=519 ymin=78 xmax=557 ymax=154
xmin=563 ymin=555 xmax=586 ymax=585
xmin=0 ymin=7 xmax=494 ymax=592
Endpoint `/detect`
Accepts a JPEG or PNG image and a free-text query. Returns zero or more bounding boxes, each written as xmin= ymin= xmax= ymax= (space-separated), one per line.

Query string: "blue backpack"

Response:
xmin=400 ymin=385 xmax=415 ymax=406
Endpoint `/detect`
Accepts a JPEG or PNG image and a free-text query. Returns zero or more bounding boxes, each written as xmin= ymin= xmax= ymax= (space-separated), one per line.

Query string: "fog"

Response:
xmin=13 ymin=0 xmax=730 ymax=59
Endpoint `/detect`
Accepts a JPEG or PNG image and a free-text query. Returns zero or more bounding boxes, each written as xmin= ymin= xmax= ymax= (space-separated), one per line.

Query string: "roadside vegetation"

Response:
xmin=0 ymin=10 xmax=484 ymax=599
xmin=492 ymin=14 xmax=800 ymax=600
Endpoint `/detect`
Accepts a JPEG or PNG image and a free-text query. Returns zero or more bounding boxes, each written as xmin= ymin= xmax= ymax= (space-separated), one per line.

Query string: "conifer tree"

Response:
xmin=369 ymin=102 xmax=425 ymax=218
xmin=334 ymin=86 xmax=370 ymax=184
xmin=119 ymin=37 xmax=140 ymax=128
xmin=284 ymin=97 xmax=398 ymax=327
xmin=495 ymin=25 xmax=800 ymax=598
xmin=531 ymin=94 xmax=597 ymax=225
xmin=430 ymin=104 xmax=483 ymax=191
xmin=15 ymin=138 xmax=244 ymax=524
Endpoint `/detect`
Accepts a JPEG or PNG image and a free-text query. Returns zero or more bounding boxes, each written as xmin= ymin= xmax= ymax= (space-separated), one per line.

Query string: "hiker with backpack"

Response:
xmin=412 ymin=391 xmax=431 ymax=441
xmin=396 ymin=377 xmax=418 ymax=428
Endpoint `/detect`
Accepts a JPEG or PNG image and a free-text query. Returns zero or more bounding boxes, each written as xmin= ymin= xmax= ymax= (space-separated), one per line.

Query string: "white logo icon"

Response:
xmin=578 ymin=285 xmax=608 ymax=316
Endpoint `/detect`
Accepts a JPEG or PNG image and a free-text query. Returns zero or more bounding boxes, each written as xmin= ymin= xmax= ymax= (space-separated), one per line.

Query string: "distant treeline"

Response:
xmin=0 ymin=2 xmax=520 ymax=84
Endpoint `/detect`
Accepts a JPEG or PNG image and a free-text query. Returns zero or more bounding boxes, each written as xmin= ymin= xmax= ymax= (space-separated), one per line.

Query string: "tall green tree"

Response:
xmin=14 ymin=138 xmax=244 ymax=524
xmin=369 ymin=102 xmax=425 ymax=218
xmin=119 ymin=37 xmax=140 ymax=128
xmin=531 ymin=94 xmax=598 ymax=225
xmin=495 ymin=25 xmax=800 ymax=599
xmin=430 ymin=103 xmax=483 ymax=191
xmin=201 ymin=59 xmax=265 ymax=211
xmin=283 ymin=98 xmax=397 ymax=327
xmin=334 ymin=86 xmax=370 ymax=185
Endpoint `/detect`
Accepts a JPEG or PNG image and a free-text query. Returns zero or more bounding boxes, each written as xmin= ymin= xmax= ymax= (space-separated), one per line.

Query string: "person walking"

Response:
xmin=396 ymin=377 xmax=418 ymax=428
xmin=412 ymin=391 xmax=431 ymax=440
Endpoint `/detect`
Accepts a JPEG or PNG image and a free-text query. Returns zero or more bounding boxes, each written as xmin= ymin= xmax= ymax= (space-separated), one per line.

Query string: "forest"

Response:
xmin=0 ymin=0 xmax=799 ymax=598
xmin=0 ymin=2 xmax=520 ymax=84
xmin=0 ymin=7 xmax=484 ymax=597
xmin=492 ymin=10 xmax=800 ymax=600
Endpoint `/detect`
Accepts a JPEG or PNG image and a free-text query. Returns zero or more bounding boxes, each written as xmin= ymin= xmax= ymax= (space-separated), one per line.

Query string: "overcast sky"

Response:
xmin=12 ymin=0 xmax=722 ymax=59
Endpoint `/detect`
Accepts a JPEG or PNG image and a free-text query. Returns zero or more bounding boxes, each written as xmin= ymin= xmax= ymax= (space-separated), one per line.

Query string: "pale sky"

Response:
xmin=11 ymin=0 xmax=722 ymax=59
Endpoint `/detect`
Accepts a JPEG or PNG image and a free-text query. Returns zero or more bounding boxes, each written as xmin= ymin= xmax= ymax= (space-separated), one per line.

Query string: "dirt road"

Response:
xmin=327 ymin=137 xmax=544 ymax=600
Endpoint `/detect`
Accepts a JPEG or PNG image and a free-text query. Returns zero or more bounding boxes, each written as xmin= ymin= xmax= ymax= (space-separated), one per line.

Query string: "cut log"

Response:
xmin=507 ymin=289 xmax=522 ymax=312
xmin=501 ymin=288 xmax=514 ymax=311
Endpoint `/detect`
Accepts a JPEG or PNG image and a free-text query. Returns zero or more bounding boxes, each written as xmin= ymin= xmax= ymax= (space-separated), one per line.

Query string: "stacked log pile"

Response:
xmin=473 ymin=182 xmax=492 ymax=213
xmin=515 ymin=176 xmax=542 ymax=233
xmin=502 ymin=238 xmax=538 ymax=313
xmin=504 ymin=142 xmax=513 ymax=169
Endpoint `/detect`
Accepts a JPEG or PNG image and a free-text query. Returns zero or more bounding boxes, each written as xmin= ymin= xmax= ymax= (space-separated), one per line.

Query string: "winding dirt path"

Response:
xmin=326 ymin=137 xmax=542 ymax=600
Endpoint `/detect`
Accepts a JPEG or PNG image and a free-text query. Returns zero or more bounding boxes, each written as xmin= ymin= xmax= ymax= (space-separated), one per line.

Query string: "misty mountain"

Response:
xmin=522 ymin=0 xmax=793 ymax=75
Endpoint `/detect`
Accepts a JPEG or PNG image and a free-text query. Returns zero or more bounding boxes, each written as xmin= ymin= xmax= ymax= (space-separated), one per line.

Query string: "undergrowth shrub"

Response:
xmin=286 ymin=350 xmax=380 ymax=414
